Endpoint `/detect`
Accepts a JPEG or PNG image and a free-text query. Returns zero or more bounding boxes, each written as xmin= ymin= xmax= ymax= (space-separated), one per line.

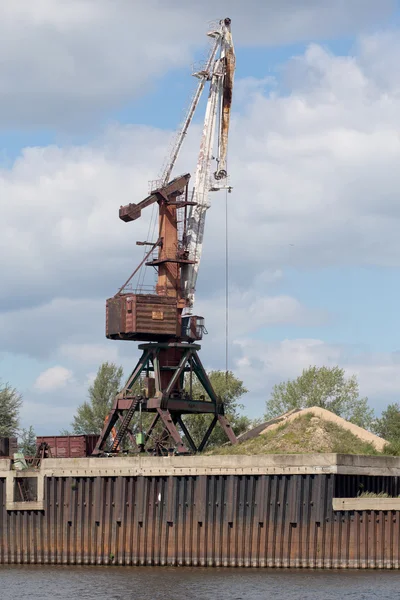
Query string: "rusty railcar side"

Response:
xmin=35 ymin=436 xmax=99 ymax=459
xmin=0 ymin=438 xmax=18 ymax=458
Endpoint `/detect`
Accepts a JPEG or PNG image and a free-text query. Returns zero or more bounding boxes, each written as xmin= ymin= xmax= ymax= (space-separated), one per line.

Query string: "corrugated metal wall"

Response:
xmin=335 ymin=474 xmax=400 ymax=498
xmin=0 ymin=473 xmax=399 ymax=567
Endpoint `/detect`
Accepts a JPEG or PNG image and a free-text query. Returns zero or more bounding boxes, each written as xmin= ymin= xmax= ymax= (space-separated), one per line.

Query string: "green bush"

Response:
xmin=382 ymin=440 xmax=400 ymax=456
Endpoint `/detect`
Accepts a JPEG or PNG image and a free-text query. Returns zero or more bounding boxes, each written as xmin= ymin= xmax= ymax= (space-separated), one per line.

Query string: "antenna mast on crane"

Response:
xmin=93 ymin=18 xmax=237 ymax=456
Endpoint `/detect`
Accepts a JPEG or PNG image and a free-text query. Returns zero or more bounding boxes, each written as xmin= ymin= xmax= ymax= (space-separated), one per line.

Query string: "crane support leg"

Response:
xmin=157 ymin=408 xmax=188 ymax=454
xmin=217 ymin=415 xmax=238 ymax=445
xmin=197 ymin=416 xmax=218 ymax=453
xmin=92 ymin=342 xmax=238 ymax=456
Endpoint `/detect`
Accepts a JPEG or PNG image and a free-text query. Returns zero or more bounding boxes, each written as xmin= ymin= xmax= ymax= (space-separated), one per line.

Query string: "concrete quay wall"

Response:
xmin=1 ymin=453 xmax=400 ymax=567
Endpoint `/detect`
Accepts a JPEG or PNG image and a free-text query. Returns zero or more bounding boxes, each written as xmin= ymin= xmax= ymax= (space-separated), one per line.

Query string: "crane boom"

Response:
xmin=161 ymin=34 xmax=220 ymax=186
xmin=182 ymin=18 xmax=235 ymax=309
xmin=111 ymin=18 xmax=235 ymax=317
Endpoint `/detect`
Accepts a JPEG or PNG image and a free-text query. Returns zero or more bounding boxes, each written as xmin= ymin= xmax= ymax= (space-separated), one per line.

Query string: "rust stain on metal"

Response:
xmin=106 ymin=295 xmax=178 ymax=341
xmin=1 ymin=472 xmax=400 ymax=567
xmin=218 ymin=18 xmax=235 ymax=179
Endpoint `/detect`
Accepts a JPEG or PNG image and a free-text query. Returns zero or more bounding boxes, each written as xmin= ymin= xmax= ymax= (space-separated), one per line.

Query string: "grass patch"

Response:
xmin=358 ymin=491 xmax=390 ymax=498
xmin=322 ymin=421 xmax=379 ymax=455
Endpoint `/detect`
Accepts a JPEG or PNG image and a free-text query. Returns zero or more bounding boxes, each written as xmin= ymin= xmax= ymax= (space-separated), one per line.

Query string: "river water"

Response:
xmin=1 ymin=566 xmax=399 ymax=599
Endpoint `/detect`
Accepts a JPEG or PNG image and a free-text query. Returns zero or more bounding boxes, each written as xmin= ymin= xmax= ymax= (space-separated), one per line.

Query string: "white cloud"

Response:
xmin=59 ymin=343 xmax=119 ymax=365
xmin=4 ymin=32 xmax=400 ymax=323
xmin=232 ymin=338 xmax=400 ymax=418
xmin=34 ymin=365 xmax=74 ymax=391
xmin=207 ymin=0 xmax=395 ymax=46
xmin=0 ymin=126 xmax=167 ymax=314
xmin=21 ymin=398 xmax=81 ymax=433
xmin=4 ymin=23 xmax=400 ymax=430
xmin=0 ymin=298 xmax=104 ymax=357
xmin=234 ymin=338 xmax=342 ymax=387
xmin=197 ymin=288 xmax=326 ymax=342
xmin=0 ymin=0 xmax=394 ymax=128
xmin=0 ymin=1 xmax=194 ymax=128
xmin=347 ymin=355 xmax=400 ymax=397
xmin=207 ymin=41 xmax=400 ymax=274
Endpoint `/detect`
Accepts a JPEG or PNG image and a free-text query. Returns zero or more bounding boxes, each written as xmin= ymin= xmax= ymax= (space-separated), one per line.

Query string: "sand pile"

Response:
xmin=210 ymin=407 xmax=387 ymax=456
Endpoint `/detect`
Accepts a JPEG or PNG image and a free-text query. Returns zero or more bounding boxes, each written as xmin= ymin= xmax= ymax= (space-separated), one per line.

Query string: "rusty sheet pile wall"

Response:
xmin=1 ymin=454 xmax=400 ymax=567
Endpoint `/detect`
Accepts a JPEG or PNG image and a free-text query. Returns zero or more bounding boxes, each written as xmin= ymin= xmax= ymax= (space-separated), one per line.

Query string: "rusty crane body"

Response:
xmin=93 ymin=18 xmax=238 ymax=456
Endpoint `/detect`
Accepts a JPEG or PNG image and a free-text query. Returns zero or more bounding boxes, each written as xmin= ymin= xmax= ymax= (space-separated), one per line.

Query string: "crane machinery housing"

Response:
xmin=93 ymin=18 xmax=238 ymax=456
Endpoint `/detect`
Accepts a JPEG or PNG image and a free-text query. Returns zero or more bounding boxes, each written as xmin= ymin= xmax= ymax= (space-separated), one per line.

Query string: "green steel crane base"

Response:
xmin=92 ymin=342 xmax=238 ymax=456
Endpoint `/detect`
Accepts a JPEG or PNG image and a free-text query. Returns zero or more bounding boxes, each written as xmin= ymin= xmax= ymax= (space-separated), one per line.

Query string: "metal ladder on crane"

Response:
xmin=111 ymin=397 xmax=140 ymax=452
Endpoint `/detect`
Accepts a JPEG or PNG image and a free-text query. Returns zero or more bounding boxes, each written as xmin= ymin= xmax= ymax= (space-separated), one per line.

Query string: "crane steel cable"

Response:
xmin=225 ymin=185 xmax=229 ymax=382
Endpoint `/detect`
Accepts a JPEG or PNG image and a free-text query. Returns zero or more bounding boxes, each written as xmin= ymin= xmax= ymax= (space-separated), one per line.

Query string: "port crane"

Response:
xmin=93 ymin=18 xmax=238 ymax=456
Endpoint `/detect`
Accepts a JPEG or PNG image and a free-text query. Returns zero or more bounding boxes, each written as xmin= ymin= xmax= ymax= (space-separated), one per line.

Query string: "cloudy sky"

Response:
xmin=2 ymin=0 xmax=400 ymax=434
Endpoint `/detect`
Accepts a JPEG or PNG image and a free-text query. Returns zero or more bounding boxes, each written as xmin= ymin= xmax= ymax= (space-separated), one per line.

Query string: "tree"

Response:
xmin=372 ymin=403 xmax=400 ymax=443
xmin=183 ymin=370 xmax=250 ymax=449
xmin=71 ymin=362 xmax=124 ymax=434
xmin=265 ymin=366 xmax=374 ymax=430
xmin=0 ymin=381 xmax=22 ymax=437
xmin=19 ymin=426 xmax=37 ymax=456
